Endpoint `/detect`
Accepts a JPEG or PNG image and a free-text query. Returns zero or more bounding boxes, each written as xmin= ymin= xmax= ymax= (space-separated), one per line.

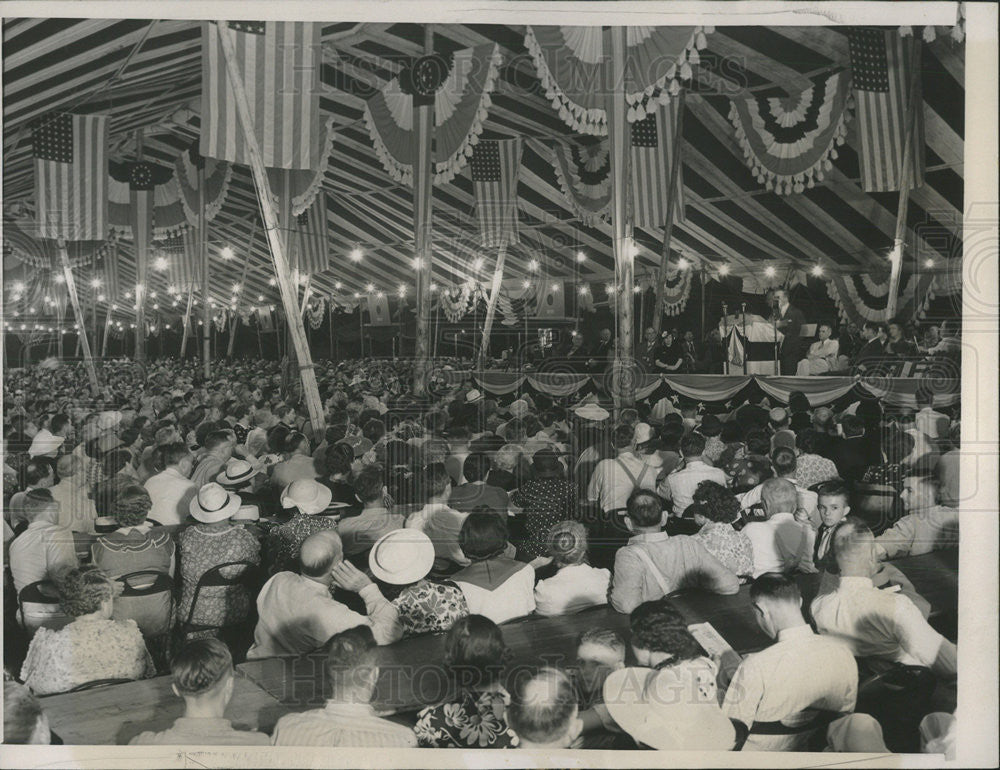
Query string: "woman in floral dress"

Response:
xmin=176 ymin=483 xmax=261 ymax=638
xmin=413 ymin=615 xmax=518 ymax=748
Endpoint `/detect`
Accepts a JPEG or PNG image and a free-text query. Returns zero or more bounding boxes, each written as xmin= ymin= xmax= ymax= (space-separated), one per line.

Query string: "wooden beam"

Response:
xmin=57 ymin=240 xmax=101 ymax=395
xmin=134 ymin=130 xmax=148 ymax=364
xmin=199 ymin=164 xmax=211 ymax=378
xmin=179 ymin=285 xmax=195 ymax=358
xmin=215 ymin=19 xmax=325 ymax=434
xmin=478 ymin=244 xmax=508 ymax=365
xmin=412 ymin=24 xmax=435 ymax=396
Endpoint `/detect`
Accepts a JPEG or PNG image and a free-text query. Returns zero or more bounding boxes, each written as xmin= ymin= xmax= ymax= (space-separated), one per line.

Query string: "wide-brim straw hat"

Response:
xmin=368 ymin=529 xmax=435 ymax=585
xmin=189 ymin=482 xmax=242 ymax=523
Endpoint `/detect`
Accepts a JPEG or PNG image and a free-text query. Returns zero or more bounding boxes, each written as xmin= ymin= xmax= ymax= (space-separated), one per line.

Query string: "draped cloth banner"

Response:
xmin=524 ymin=26 xmax=711 ymax=135
xmin=824 ymin=269 xmax=950 ymax=325
xmin=364 ymin=43 xmax=503 ymax=186
xmin=2 ymin=217 xmax=114 ymax=270
xmin=728 ymin=69 xmax=854 ymax=194
xmin=638 ymin=268 xmax=692 ymax=316
xmin=530 ymin=137 xmax=612 ymax=224
xmin=263 ymin=117 xmax=336 ymax=217
xmin=469 ymin=372 xmax=957 ymax=409
xmin=174 ymin=140 xmax=235 ymax=224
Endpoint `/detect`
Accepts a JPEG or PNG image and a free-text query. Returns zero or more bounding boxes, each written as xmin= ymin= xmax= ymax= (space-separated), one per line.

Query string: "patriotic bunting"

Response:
xmin=728 ymin=70 xmax=853 ymax=194
xmin=202 ymin=21 xmax=322 ymax=170
xmin=163 ymin=228 xmax=201 ymax=289
xmin=471 ymin=139 xmax=521 ymax=247
xmin=32 ymin=113 xmax=109 ymax=241
xmin=364 ymin=43 xmax=503 ymax=186
xmin=293 ymin=192 xmax=329 ymax=275
xmin=530 ymin=137 xmax=612 ymax=225
xmin=848 ymin=28 xmax=925 ymax=193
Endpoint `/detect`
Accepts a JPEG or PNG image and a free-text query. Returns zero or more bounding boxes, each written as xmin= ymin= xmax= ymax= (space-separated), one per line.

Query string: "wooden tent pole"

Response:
xmin=134 ymin=131 xmax=148 ymax=364
xmin=651 ymin=90 xmax=686 ymax=336
xmin=478 ymin=244 xmax=507 ymax=365
xmin=886 ymin=39 xmax=922 ymax=321
xmin=100 ymin=303 xmax=113 ymax=358
xmin=199 ymin=164 xmax=211 ymax=378
xmin=609 ymin=26 xmax=634 ymax=407
xmin=412 ymin=24 xmax=435 ymax=395
xmin=215 ymin=20 xmax=325 ymax=434
xmin=57 ymin=240 xmax=101 ymax=395
xmin=227 ymin=219 xmax=257 ymax=359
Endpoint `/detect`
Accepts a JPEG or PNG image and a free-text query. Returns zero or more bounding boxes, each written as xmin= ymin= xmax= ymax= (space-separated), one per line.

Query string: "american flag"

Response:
xmin=33 ymin=113 xmax=109 ymax=240
xmin=294 ymin=193 xmax=329 ymax=275
xmin=130 ymin=162 xmax=156 ymax=302
xmin=471 ymin=139 xmax=522 ymax=247
xmin=165 ymin=228 xmax=200 ymax=289
xmin=848 ymin=28 xmax=925 ymax=193
xmin=630 ymin=100 xmax=685 ymax=228
xmin=96 ymin=247 xmax=120 ymax=301
xmin=202 ymin=21 xmax=321 ymax=170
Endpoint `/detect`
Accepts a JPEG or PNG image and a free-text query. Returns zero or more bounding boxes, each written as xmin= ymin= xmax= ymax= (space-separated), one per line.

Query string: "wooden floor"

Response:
xmin=39 ymin=550 xmax=958 ymax=744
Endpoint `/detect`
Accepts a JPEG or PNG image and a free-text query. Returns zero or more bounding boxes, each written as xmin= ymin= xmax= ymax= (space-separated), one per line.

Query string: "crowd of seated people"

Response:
xmin=2 ymin=357 xmax=959 ymax=754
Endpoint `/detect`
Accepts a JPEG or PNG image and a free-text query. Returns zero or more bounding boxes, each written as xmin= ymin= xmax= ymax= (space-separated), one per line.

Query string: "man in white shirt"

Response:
xmin=740 ymin=447 xmax=818 ymax=528
xmin=28 ymin=413 xmax=71 ymax=458
xmin=663 ymin=431 xmax=728 ymax=517
xmin=270 ymin=432 xmax=319 ymax=490
xmin=587 ymin=424 xmax=646 ymax=514
xmin=271 ymin=625 xmax=416 ymax=747
xmin=811 ymin=519 xmax=956 ymax=677
xmin=8 ymin=491 xmax=78 ymax=594
xmin=144 ymin=442 xmax=198 ymax=527
xmin=49 ymin=455 xmax=97 ymax=534
xmin=247 ymin=530 xmax=401 ymax=659
xmin=723 ymin=573 xmax=857 ymax=751
xmin=913 ymin=392 xmax=950 ymax=441
xmin=190 ymin=431 xmax=235 ymax=490
xmin=742 ymin=479 xmax=816 ymax=578
xmin=796 ymin=323 xmax=840 ymax=376
xmin=405 ymin=463 xmax=469 ymax=569
xmin=876 ymin=473 xmax=959 ymax=560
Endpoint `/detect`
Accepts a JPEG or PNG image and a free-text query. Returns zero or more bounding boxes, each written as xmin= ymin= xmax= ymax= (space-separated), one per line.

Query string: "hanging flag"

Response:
xmin=32 ymin=113 xmax=109 ymax=241
xmin=535 ymin=281 xmax=565 ymax=319
xmin=95 ymin=246 xmax=120 ymax=301
xmin=129 ymin=162 xmax=156 ymax=306
xmin=848 ymin=28 xmax=925 ymax=193
xmin=257 ymin=306 xmax=274 ymax=332
xmin=294 ymin=192 xmax=329 ymax=275
xmin=367 ymin=292 xmax=392 ymax=326
xmin=630 ymin=99 xmax=685 ymax=228
xmin=471 ymin=139 xmax=522 ymax=247
xmin=202 ymin=21 xmax=321 ymax=170
xmin=165 ymin=228 xmax=200 ymax=289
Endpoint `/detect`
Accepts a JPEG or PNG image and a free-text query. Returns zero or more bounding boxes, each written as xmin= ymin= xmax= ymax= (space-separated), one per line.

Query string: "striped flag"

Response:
xmin=129 ymin=162 xmax=155 ymax=306
xmin=630 ymin=100 xmax=685 ymax=228
xmin=95 ymin=246 xmax=120 ymax=300
xmin=471 ymin=139 xmax=522 ymax=247
xmin=367 ymin=291 xmax=392 ymax=326
xmin=32 ymin=113 xmax=109 ymax=240
xmin=202 ymin=21 xmax=321 ymax=170
xmin=294 ymin=193 xmax=329 ymax=275
xmin=166 ymin=228 xmax=200 ymax=289
xmin=848 ymin=28 xmax=925 ymax=193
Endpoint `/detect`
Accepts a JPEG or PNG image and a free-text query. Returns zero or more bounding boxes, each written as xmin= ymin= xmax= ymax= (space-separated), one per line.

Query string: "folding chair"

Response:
xmin=178 ymin=560 xmax=261 ymax=656
xmin=18 ymin=580 xmax=72 ymax=636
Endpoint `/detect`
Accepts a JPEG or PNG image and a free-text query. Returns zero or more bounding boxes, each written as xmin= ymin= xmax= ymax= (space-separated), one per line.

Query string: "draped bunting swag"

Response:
xmin=264 ymin=117 xmax=337 ymax=217
xmin=638 ymin=267 xmax=692 ymax=315
xmin=3 ymin=217 xmax=116 ymax=269
xmin=364 ymin=44 xmax=503 ymax=186
xmin=899 ymin=3 xmax=966 ymax=45
xmin=825 ymin=268 xmax=959 ymax=325
xmin=524 ymin=26 xmax=712 ymax=135
xmin=305 ymin=297 xmax=326 ymax=329
xmin=728 ymin=70 xmax=854 ymax=195
xmin=530 ymin=137 xmax=612 ymax=224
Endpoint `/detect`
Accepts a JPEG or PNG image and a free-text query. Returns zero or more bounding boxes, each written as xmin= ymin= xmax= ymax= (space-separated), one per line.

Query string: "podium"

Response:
xmin=720 ymin=314 xmax=783 ymax=375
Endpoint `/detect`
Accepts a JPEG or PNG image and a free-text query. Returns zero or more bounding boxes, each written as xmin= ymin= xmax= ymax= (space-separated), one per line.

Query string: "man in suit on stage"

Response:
xmin=772 ymin=289 xmax=805 ymax=375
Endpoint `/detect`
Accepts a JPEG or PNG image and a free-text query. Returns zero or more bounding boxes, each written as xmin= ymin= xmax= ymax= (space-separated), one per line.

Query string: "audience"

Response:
xmin=271 ymin=625 xmax=417 ymax=747
xmin=741 ymin=479 xmax=817 ymax=578
xmin=663 ymin=431 xmax=728 ymax=517
xmin=533 ymin=520 xmax=610 ymax=616
xmin=143 ymin=442 xmax=197 ymax=526
xmin=508 ymin=667 xmax=582 ymax=749
xmin=876 ymin=473 xmax=959 ymax=559
xmin=405 ymin=462 xmax=470 ymax=570
xmin=267 ymin=479 xmax=337 ymax=574
xmin=8 ymin=489 xmax=78 ymax=594
xmin=689 ymin=481 xmax=754 ymax=580
xmin=131 ymin=638 xmax=270 ymax=745
xmin=509 ymin=448 xmax=578 ymax=559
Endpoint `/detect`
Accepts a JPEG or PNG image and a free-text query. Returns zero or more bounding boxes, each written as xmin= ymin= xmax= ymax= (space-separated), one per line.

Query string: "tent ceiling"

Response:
xmin=3 ymin=19 xmax=964 ymax=322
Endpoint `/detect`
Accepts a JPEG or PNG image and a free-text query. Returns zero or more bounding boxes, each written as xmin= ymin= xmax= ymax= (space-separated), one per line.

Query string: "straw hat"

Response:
xmin=507 ymin=399 xmax=529 ymax=418
xmin=465 ymin=388 xmax=484 ymax=404
xmin=574 ymin=404 xmax=610 ymax=422
xmin=280 ymin=479 xmax=333 ymax=515
xmin=216 ymin=458 xmax=262 ymax=487
xmin=189 ymin=482 xmax=242 ymax=523
xmin=633 ymin=422 xmax=655 ymax=444
xmin=602 ymin=666 xmax=735 ymax=751
xmin=369 ymin=529 xmax=435 ymax=585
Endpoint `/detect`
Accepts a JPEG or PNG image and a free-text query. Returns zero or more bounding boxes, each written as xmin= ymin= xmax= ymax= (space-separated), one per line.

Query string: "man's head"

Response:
xmin=24 ymin=459 xmax=55 ymax=488
xmin=817 ymin=322 xmax=833 ymax=340
xmin=507 ymin=667 xmax=580 ymax=749
xmin=679 ymin=430 xmax=706 ymax=460
xmin=459 ymin=511 xmax=508 ymax=562
xmin=841 ymin=414 xmax=865 ymax=439
xmin=352 ymin=465 xmax=385 ymax=506
xmin=644 ymin=326 xmax=656 ymax=343
xmin=832 ymin=517 xmax=877 ymax=578
xmin=774 ymin=289 xmax=789 ymax=307
xmin=575 ymin=628 xmax=626 ymax=700
xmin=611 ymin=422 xmax=634 ymax=452
xmin=158 ymin=442 xmax=194 ymax=477
xmin=900 ymin=473 xmax=938 ymax=513
xmin=599 ymin=328 xmax=611 ymax=343
xmin=460 ymin=452 xmax=489 ymax=484
xmin=326 ymin=625 xmax=379 ymax=703
xmin=203 ymin=430 xmax=234 ymax=460
xmin=23 ymin=489 xmax=59 ymax=526
xmin=814 ymin=479 xmax=851 ymax=528
xmin=170 ymin=638 xmax=235 ymax=714
xmin=770 ymin=446 xmax=797 ymax=478
xmin=629 ymin=599 xmax=700 ymax=667
xmin=299 ymin=530 xmax=344 ymax=585
xmin=49 ymin=413 xmax=71 ymax=437
xmin=861 ymin=321 xmax=880 ymax=341
xmin=625 ymin=489 xmax=666 ymax=532
xmin=887 ymin=320 xmax=904 ymax=341
xmin=749 ymin=573 xmax=805 ymax=639
xmin=422 ymin=462 xmax=452 ymax=503
xmin=55 ymin=454 xmax=81 ymax=480
xmin=760 ymin=477 xmax=798 ymax=518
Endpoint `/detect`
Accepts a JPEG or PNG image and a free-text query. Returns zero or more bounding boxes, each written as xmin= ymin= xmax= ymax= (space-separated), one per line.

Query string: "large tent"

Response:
xmin=3 ymin=19 xmax=964 ymax=336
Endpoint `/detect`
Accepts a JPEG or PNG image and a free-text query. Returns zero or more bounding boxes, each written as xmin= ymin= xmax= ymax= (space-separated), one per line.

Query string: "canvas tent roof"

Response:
xmin=2 ymin=19 xmax=964 ymax=323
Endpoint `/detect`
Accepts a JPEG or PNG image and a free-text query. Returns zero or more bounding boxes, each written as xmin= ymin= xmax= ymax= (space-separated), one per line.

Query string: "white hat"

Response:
xmin=189 ymin=483 xmax=242 ymax=523
xmin=369 ymin=529 xmax=435 ymax=585
xmin=280 ymin=479 xmax=333 ymax=515
xmin=216 ymin=458 xmax=262 ymax=486
xmin=97 ymin=411 xmax=122 ymax=431
xmin=574 ymin=404 xmax=610 ymax=422
xmin=465 ymin=389 xmax=483 ymax=404
xmin=508 ymin=399 xmax=529 ymax=418
xmin=633 ymin=422 xmax=655 ymax=444
xmin=603 ymin=666 xmax=735 ymax=751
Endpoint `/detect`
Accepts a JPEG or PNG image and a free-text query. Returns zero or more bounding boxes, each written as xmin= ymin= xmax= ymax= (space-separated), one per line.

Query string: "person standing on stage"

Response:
xmin=680 ymin=331 xmax=699 ymax=373
xmin=772 ymin=289 xmax=805 ymax=375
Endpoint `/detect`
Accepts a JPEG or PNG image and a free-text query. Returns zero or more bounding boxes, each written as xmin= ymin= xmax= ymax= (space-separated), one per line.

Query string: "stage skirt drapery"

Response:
xmin=469 ymin=372 xmax=958 ymax=409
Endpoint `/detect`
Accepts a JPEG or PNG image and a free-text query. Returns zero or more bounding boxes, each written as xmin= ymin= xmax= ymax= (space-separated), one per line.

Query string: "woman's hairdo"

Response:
xmin=55 ymin=565 xmax=114 ymax=617
xmin=547 ymin=520 xmax=588 ymax=565
xmin=111 ymin=483 xmax=152 ymax=527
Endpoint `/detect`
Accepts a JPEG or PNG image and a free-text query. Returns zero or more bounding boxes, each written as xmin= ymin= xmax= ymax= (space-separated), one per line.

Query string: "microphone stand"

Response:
xmin=721 ymin=302 xmax=729 ymax=375
xmin=741 ymin=303 xmax=747 ymax=375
